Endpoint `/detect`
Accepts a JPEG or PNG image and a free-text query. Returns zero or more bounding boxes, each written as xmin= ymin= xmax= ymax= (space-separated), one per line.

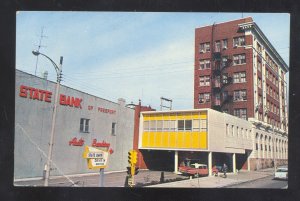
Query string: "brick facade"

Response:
xmin=194 ymin=17 xmax=255 ymax=119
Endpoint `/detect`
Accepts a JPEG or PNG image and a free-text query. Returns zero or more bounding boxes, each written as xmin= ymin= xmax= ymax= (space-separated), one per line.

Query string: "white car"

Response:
xmin=274 ymin=166 xmax=288 ymax=180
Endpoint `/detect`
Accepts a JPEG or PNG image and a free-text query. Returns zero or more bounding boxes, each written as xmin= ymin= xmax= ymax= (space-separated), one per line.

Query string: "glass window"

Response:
xmin=222 ymin=73 xmax=228 ymax=84
xmin=200 ymin=60 xmax=205 ymax=70
xmin=233 ymin=36 xmax=245 ymax=46
xmin=257 ymin=59 xmax=262 ymax=71
xmin=240 ymin=72 xmax=246 ymax=82
xmin=199 ymin=76 xmax=205 ymax=86
xmin=178 ymin=120 xmax=184 ymax=131
xmin=233 ymin=54 xmax=246 ymax=65
xmin=80 ymin=118 xmax=90 ymax=133
xmin=205 ymin=60 xmax=211 ymax=69
xmin=111 ymin=122 xmax=117 ymax=135
xmin=157 ymin=120 xmax=163 ymax=131
xmin=234 ymin=108 xmax=247 ymax=120
xmin=221 ymin=56 xmax=228 ymax=68
xmin=222 ymin=39 xmax=228 ymax=49
xmin=163 ymin=120 xmax=170 ymax=131
xmin=143 ymin=121 xmax=149 ymax=131
xmin=185 ymin=120 xmax=192 ymax=131
xmin=200 ymin=42 xmax=210 ymax=52
xmin=169 ymin=120 xmax=176 ymax=131
xmin=150 ymin=121 xmax=156 ymax=131
xmin=215 ymin=40 xmax=221 ymax=52
xmin=193 ymin=119 xmax=200 ymax=131
xmin=200 ymin=119 xmax=207 ymax=131
xmin=233 ymin=72 xmax=246 ymax=83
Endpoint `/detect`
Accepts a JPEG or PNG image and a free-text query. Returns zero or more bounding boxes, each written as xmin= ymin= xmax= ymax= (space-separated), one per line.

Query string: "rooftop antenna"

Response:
xmin=34 ymin=26 xmax=47 ymax=76
xmin=160 ymin=97 xmax=172 ymax=111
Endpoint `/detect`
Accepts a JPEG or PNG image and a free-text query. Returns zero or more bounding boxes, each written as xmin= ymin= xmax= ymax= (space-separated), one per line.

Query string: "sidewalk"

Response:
xmin=148 ymin=168 xmax=274 ymax=188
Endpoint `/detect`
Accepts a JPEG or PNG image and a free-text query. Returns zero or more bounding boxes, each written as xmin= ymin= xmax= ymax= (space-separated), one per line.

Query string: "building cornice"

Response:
xmin=238 ymin=21 xmax=289 ymax=73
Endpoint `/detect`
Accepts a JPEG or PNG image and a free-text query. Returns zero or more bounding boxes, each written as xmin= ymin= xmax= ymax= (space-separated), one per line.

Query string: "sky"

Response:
xmin=16 ymin=12 xmax=290 ymax=110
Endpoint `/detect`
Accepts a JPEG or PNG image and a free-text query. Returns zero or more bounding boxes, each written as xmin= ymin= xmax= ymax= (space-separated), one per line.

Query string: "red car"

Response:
xmin=179 ymin=161 xmax=218 ymax=177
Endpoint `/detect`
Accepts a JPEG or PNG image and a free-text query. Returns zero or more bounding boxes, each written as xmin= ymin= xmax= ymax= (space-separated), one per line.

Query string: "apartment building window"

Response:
xmin=222 ymin=39 xmax=228 ymax=49
xmin=222 ymin=73 xmax=228 ymax=84
xmin=221 ymin=56 xmax=228 ymax=68
xmin=233 ymin=36 xmax=245 ymax=47
xmin=215 ymin=40 xmax=221 ymax=52
xmin=225 ymin=124 xmax=229 ymax=136
xmin=111 ymin=122 xmax=117 ymax=135
xmin=199 ymin=93 xmax=210 ymax=103
xmin=270 ymin=87 xmax=273 ymax=97
xmin=257 ymin=59 xmax=262 ymax=71
xmin=233 ymin=54 xmax=246 ymax=65
xmin=199 ymin=76 xmax=210 ymax=86
xmin=234 ymin=90 xmax=247 ymax=101
xmin=233 ymin=72 xmax=246 ymax=83
xmin=266 ymin=69 xmax=269 ymax=79
xmin=258 ymin=77 xmax=262 ymax=88
xmin=257 ymin=42 xmax=262 ymax=53
xmin=200 ymin=42 xmax=210 ymax=53
xmin=266 ymin=85 xmax=269 ymax=94
xmin=80 ymin=118 xmax=90 ymax=133
xmin=258 ymin=95 xmax=262 ymax=105
xmin=199 ymin=59 xmax=211 ymax=70
xmin=234 ymin=108 xmax=247 ymax=120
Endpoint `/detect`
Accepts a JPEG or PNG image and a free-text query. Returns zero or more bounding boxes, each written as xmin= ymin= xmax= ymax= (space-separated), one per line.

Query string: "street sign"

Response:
xmin=82 ymin=146 xmax=109 ymax=169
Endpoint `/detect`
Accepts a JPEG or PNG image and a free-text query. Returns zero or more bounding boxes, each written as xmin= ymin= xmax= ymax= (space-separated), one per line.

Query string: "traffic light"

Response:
xmin=128 ymin=151 xmax=133 ymax=164
xmin=134 ymin=167 xmax=139 ymax=175
xmin=128 ymin=150 xmax=138 ymax=165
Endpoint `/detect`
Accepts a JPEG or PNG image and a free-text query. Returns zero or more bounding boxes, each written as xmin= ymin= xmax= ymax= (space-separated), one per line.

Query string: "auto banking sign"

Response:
xmin=82 ymin=146 xmax=109 ymax=169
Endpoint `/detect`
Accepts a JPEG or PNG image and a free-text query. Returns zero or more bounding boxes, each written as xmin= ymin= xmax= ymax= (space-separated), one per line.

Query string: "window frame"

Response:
xmin=80 ymin=118 xmax=90 ymax=133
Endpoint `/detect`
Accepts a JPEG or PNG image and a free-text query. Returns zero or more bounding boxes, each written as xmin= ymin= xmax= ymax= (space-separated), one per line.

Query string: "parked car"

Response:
xmin=274 ymin=166 xmax=288 ymax=180
xmin=179 ymin=159 xmax=218 ymax=177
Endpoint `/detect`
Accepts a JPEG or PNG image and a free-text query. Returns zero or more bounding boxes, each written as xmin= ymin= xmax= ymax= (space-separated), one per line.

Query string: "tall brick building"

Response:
xmin=194 ymin=17 xmax=288 ymax=133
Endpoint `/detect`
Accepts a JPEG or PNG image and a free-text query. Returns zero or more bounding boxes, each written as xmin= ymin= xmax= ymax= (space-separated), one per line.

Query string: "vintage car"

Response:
xmin=179 ymin=160 xmax=218 ymax=177
xmin=274 ymin=166 xmax=288 ymax=180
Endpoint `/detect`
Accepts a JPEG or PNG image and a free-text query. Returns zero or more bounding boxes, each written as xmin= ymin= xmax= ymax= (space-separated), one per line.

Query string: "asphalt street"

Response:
xmin=225 ymin=175 xmax=288 ymax=188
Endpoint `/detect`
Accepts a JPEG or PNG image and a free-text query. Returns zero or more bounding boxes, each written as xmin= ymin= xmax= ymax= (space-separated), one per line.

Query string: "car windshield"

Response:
xmin=276 ymin=168 xmax=288 ymax=172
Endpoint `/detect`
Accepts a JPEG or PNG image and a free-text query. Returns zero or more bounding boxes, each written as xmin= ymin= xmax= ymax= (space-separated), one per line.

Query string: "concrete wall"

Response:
xmin=14 ymin=70 xmax=134 ymax=179
xmin=208 ymin=109 xmax=252 ymax=154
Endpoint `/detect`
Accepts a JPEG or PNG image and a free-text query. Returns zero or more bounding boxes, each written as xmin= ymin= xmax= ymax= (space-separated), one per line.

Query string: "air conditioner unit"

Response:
xmin=234 ymin=44 xmax=238 ymax=48
xmin=200 ymin=50 xmax=204 ymax=53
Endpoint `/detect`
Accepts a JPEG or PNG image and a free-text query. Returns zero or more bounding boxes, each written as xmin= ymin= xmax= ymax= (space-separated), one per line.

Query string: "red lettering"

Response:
xmin=74 ymin=98 xmax=82 ymax=108
xmin=45 ymin=91 xmax=52 ymax=102
xmin=19 ymin=85 xmax=28 ymax=98
xmin=33 ymin=88 xmax=40 ymax=100
xmin=28 ymin=87 xmax=34 ymax=99
xmin=39 ymin=89 xmax=46 ymax=101
xmin=66 ymin=96 xmax=71 ymax=106
xmin=60 ymin=94 xmax=66 ymax=105
xmin=70 ymin=97 xmax=76 ymax=107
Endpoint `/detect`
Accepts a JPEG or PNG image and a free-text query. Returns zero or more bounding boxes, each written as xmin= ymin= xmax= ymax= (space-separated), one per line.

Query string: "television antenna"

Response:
xmin=34 ymin=27 xmax=47 ymax=76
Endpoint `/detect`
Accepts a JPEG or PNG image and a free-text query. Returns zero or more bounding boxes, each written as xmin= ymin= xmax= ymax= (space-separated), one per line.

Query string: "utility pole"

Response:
xmin=32 ymin=51 xmax=63 ymax=186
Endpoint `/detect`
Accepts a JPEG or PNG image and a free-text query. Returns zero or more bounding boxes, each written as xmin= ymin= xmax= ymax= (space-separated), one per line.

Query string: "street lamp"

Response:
xmin=32 ymin=50 xmax=63 ymax=186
